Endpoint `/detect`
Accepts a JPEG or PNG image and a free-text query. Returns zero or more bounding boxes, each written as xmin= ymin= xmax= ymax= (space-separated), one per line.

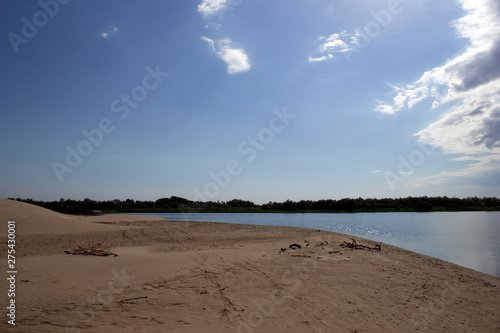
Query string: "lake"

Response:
xmin=121 ymin=211 xmax=500 ymax=277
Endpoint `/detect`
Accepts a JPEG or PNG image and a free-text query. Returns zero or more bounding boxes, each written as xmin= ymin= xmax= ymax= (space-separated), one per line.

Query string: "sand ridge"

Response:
xmin=0 ymin=199 xmax=165 ymax=236
xmin=0 ymin=199 xmax=499 ymax=332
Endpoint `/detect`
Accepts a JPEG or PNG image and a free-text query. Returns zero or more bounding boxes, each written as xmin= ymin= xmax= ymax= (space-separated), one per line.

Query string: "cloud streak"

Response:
xmin=308 ymin=54 xmax=333 ymax=63
xmin=201 ymin=37 xmax=250 ymax=74
xmin=407 ymin=154 xmax=500 ymax=188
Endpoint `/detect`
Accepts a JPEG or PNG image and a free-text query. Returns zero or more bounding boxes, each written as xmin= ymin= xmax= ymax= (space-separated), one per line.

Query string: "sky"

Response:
xmin=0 ymin=0 xmax=499 ymax=204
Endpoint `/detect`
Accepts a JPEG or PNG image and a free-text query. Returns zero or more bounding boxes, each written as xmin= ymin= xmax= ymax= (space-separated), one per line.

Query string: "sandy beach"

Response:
xmin=1 ymin=198 xmax=499 ymax=332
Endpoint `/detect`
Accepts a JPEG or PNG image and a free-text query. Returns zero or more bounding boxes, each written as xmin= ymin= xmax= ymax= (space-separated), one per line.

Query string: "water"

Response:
xmin=121 ymin=211 xmax=500 ymax=277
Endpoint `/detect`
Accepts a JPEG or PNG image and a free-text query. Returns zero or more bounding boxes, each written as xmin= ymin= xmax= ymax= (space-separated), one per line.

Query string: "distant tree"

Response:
xmin=415 ymin=200 xmax=433 ymax=212
xmin=170 ymin=196 xmax=191 ymax=204
xmin=228 ymin=199 xmax=255 ymax=208
xmin=338 ymin=198 xmax=358 ymax=211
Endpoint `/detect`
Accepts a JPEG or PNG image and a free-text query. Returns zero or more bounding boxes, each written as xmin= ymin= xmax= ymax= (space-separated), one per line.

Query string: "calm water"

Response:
xmin=123 ymin=212 xmax=500 ymax=277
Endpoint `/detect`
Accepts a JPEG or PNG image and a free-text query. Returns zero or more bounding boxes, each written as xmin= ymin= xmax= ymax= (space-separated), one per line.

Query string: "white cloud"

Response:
xmin=198 ymin=0 xmax=228 ymax=18
xmin=308 ymin=54 xmax=333 ymax=63
xmin=376 ymin=0 xmax=500 ymax=185
xmin=201 ymin=37 xmax=250 ymax=74
xmin=417 ymin=85 xmax=500 ymax=155
xmin=318 ymin=33 xmax=351 ymax=53
xmin=375 ymin=103 xmax=395 ymax=115
xmin=100 ymin=27 xmax=118 ymax=39
xmin=376 ymin=0 xmax=500 ymax=114
xmin=308 ymin=32 xmax=355 ymax=63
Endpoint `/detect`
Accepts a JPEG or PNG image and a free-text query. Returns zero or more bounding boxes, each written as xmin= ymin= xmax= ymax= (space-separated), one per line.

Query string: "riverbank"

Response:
xmin=9 ymin=197 xmax=500 ymax=216
xmin=1 ymin=199 xmax=499 ymax=332
xmin=101 ymin=206 xmax=500 ymax=214
xmin=124 ymin=211 xmax=500 ymax=277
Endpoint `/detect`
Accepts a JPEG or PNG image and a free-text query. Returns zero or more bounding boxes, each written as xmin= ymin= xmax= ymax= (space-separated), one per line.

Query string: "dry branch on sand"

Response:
xmin=340 ymin=238 xmax=382 ymax=251
xmin=65 ymin=239 xmax=118 ymax=257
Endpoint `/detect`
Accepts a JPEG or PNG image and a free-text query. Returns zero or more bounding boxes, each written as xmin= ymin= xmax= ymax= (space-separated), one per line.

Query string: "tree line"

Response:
xmin=9 ymin=196 xmax=500 ymax=215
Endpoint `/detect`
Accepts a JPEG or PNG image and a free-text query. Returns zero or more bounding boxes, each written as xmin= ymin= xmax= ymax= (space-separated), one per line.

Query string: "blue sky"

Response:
xmin=1 ymin=0 xmax=499 ymax=203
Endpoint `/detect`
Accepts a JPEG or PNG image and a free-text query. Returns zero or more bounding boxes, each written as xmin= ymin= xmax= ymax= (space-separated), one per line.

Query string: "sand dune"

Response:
xmin=0 ymin=199 xmax=499 ymax=332
xmin=0 ymin=199 xmax=163 ymax=236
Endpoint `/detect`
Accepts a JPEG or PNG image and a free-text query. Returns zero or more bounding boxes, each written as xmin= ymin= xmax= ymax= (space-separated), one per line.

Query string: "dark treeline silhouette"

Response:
xmin=9 ymin=196 xmax=500 ymax=215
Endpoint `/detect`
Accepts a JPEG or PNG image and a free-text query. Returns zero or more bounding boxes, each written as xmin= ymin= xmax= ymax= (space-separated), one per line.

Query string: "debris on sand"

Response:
xmin=340 ymin=238 xmax=381 ymax=252
xmin=65 ymin=241 xmax=118 ymax=257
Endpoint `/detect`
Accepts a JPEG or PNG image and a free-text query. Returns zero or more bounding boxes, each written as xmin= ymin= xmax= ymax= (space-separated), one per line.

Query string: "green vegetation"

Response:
xmin=9 ymin=196 xmax=500 ymax=215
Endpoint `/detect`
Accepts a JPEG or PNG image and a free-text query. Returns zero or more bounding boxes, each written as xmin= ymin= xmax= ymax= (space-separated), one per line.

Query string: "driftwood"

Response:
xmin=118 ymin=296 xmax=148 ymax=304
xmin=65 ymin=241 xmax=118 ymax=257
xmin=340 ymin=238 xmax=382 ymax=252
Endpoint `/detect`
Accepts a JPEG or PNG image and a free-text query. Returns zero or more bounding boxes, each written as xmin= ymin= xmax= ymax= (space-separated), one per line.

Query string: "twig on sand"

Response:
xmin=118 ymin=296 xmax=148 ymax=304
xmin=65 ymin=240 xmax=118 ymax=257
xmin=340 ymin=238 xmax=382 ymax=251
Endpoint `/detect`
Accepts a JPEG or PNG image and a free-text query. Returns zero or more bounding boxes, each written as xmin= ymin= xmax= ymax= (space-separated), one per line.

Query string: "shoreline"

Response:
xmin=94 ymin=207 xmax=500 ymax=214
xmin=114 ymin=210 xmax=500 ymax=278
xmin=9 ymin=197 xmax=500 ymax=216
xmin=1 ymin=199 xmax=499 ymax=332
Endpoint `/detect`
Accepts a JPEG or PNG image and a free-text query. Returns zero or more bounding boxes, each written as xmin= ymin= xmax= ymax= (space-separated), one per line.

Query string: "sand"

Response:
xmin=0 ymin=199 xmax=499 ymax=332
